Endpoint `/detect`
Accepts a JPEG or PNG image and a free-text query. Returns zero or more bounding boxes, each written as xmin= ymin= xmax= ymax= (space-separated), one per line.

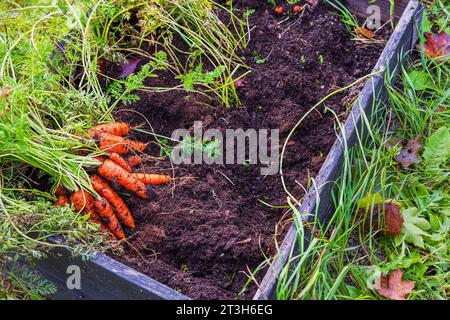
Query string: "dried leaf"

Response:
xmin=355 ymin=27 xmax=375 ymax=39
xmin=118 ymin=58 xmax=141 ymax=79
xmin=373 ymin=269 xmax=415 ymax=300
xmin=358 ymin=201 xmax=404 ymax=236
xmin=395 ymin=136 xmax=422 ymax=169
xmin=384 ymin=202 xmax=404 ymax=236
xmin=419 ymin=31 xmax=450 ymax=60
xmin=306 ymin=0 xmax=319 ymax=6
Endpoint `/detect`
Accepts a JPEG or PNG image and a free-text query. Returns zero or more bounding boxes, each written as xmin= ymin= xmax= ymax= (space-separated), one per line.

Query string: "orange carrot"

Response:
xmin=132 ymin=173 xmax=172 ymax=185
xmin=125 ymin=139 xmax=148 ymax=153
xmin=98 ymin=160 xmax=155 ymax=199
xmin=125 ymin=155 xmax=142 ymax=168
xmin=97 ymin=133 xmax=148 ymax=154
xmin=109 ymin=152 xmax=132 ymax=172
xmin=94 ymin=197 xmax=125 ymax=239
xmin=54 ymin=194 xmax=69 ymax=207
xmin=80 ymin=201 xmax=115 ymax=238
xmin=86 ymin=208 xmax=103 ymax=224
xmin=98 ymin=133 xmax=129 ymax=154
xmin=70 ymin=189 xmax=95 ymax=214
xmin=70 ymin=189 xmax=103 ymax=223
xmin=88 ymin=122 xmax=130 ymax=138
xmin=90 ymin=174 xmax=135 ymax=228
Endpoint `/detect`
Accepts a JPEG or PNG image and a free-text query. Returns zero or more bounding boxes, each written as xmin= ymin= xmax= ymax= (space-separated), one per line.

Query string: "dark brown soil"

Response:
xmin=111 ymin=2 xmax=388 ymax=299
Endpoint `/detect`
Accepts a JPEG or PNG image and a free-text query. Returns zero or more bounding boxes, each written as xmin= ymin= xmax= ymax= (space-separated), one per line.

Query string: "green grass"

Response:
xmin=260 ymin=0 xmax=449 ymax=300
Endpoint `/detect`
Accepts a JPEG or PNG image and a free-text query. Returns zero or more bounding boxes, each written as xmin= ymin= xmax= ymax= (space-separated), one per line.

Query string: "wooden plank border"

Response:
xmin=34 ymin=238 xmax=189 ymax=300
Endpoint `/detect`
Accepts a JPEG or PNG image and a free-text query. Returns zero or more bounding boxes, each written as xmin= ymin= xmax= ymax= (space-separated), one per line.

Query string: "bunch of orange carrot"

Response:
xmin=54 ymin=122 xmax=172 ymax=240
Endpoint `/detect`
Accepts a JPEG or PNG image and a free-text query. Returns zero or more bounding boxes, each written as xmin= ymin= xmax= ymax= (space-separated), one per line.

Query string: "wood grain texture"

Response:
xmin=345 ymin=0 xmax=410 ymax=22
xmin=34 ymin=238 xmax=190 ymax=300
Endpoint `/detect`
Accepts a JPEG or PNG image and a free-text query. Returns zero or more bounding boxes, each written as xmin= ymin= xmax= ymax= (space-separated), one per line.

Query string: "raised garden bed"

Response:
xmin=32 ymin=0 xmax=422 ymax=300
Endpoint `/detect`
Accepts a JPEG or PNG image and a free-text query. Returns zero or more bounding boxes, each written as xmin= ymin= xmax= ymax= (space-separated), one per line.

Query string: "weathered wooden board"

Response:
xmin=26 ymin=0 xmax=422 ymax=300
xmin=345 ymin=0 xmax=410 ymax=22
xmin=33 ymin=239 xmax=189 ymax=300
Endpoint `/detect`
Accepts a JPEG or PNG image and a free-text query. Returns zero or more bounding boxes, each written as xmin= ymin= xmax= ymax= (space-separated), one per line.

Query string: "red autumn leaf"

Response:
xmin=395 ymin=136 xmax=422 ymax=169
xmin=358 ymin=202 xmax=404 ymax=236
xmin=373 ymin=269 xmax=415 ymax=300
xmin=355 ymin=27 xmax=375 ymax=39
xmin=118 ymin=58 xmax=141 ymax=79
xmin=419 ymin=31 xmax=450 ymax=60
xmin=383 ymin=202 xmax=404 ymax=236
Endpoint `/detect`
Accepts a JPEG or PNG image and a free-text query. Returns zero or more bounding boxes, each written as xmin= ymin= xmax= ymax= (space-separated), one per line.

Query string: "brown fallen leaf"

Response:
xmin=358 ymin=202 xmax=404 ymax=236
xmin=383 ymin=202 xmax=404 ymax=236
xmin=373 ymin=269 xmax=415 ymax=300
xmin=418 ymin=31 xmax=450 ymax=61
xmin=355 ymin=27 xmax=376 ymax=39
xmin=395 ymin=136 xmax=422 ymax=169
